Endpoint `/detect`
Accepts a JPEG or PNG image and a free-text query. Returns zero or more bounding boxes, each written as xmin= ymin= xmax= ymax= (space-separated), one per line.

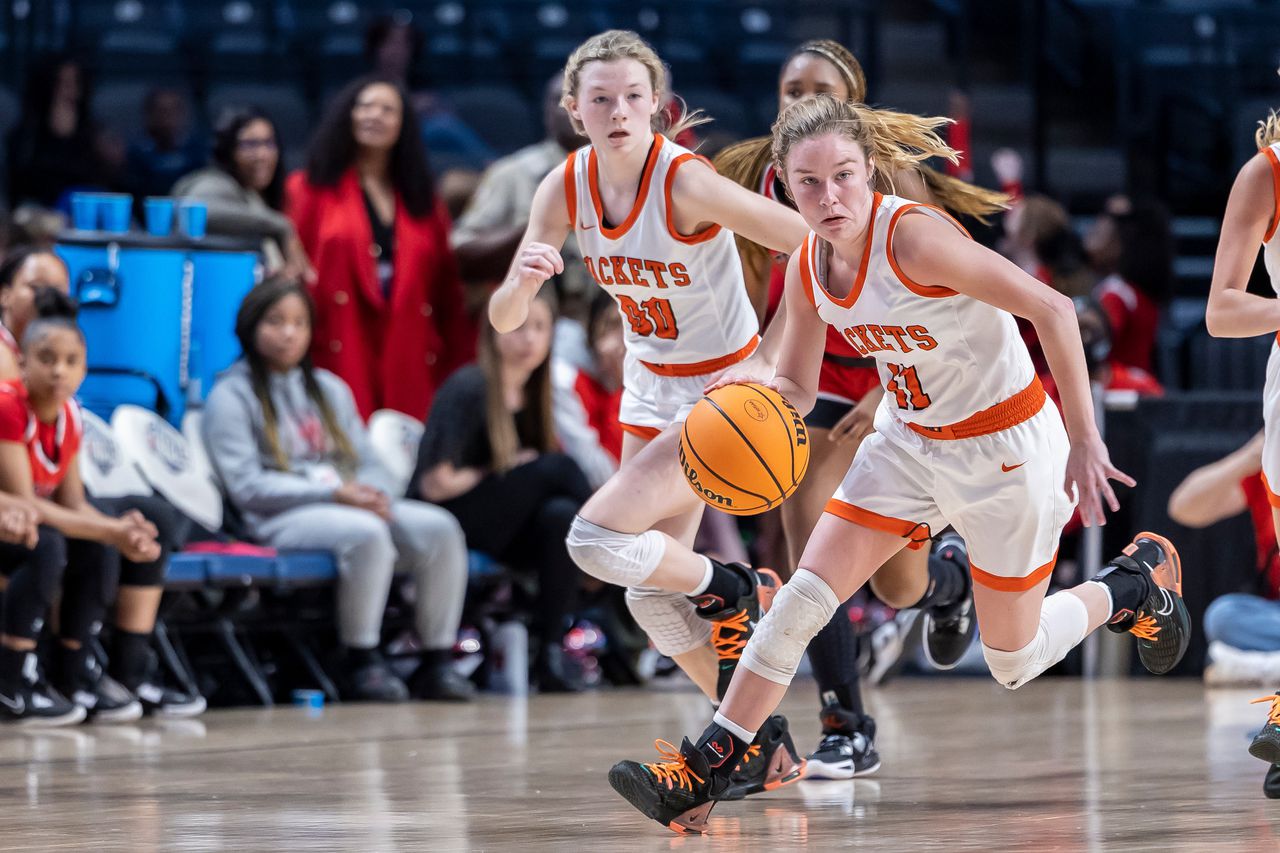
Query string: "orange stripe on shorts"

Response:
xmin=823 ymin=499 xmax=932 ymax=550
xmin=970 ymin=550 xmax=1059 ymax=592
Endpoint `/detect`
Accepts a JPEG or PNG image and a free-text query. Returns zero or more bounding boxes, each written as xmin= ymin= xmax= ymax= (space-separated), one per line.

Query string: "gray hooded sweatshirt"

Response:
xmin=202 ymin=360 xmax=398 ymax=535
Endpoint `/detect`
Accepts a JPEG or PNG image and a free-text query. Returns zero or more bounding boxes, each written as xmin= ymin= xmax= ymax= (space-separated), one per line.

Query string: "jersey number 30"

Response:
xmin=617 ymin=295 xmax=678 ymax=340
xmin=886 ymin=363 xmax=931 ymax=410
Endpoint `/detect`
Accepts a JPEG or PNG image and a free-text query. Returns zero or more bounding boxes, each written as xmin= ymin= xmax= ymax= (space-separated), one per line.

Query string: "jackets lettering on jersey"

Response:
xmin=582 ymin=257 xmax=692 ymax=289
xmin=837 ymin=323 xmax=939 ymax=356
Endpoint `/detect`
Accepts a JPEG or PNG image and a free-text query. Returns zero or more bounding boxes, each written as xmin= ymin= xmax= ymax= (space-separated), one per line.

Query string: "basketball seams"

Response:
xmin=680 ymin=422 xmax=772 ymax=513
xmin=705 ymin=396 xmax=788 ymax=503
xmin=743 ymin=384 xmax=798 ymax=485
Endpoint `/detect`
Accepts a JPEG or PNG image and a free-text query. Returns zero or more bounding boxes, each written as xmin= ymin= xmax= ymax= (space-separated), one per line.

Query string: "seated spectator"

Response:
xmin=0 ymin=290 xmax=162 ymax=726
xmin=286 ymin=76 xmax=473 ymax=419
xmin=125 ymin=88 xmax=206 ymax=199
xmin=0 ymin=248 xmax=204 ymax=715
xmin=0 ymin=246 xmax=71 ymax=378
xmin=410 ymin=290 xmax=591 ymax=692
xmin=1091 ymin=199 xmax=1173 ymax=374
xmin=551 ymin=293 xmax=623 ymax=490
xmin=173 ymin=107 xmax=315 ymax=282
xmin=1043 ymin=297 xmax=1164 ymax=406
xmin=451 ymin=74 xmax=590 ymax=363
xmin=1168 ymin=432 xmax=1280 ymax=682
xmin=203 ymin=278 xmax=471 ymax=702
xmin=1083 ymin=193 xmax=1132 ymax=280
xmin=7 ymin=55 xmax=117 ymax=208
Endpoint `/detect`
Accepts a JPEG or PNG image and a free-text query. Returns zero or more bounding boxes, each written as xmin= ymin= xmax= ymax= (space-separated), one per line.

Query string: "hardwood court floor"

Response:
xmin=0 ymin=678 xmax=1277 ymax=852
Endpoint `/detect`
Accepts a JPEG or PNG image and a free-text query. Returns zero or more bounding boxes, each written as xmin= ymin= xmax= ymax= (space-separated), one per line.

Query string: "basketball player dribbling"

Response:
xmin=1205 ymin=98 xmax=1280 ymax=798
xmin=714 ymin=37 xmax=1009 ymax=779
xmin=607 ymin=94 xmax=1191 ymax=834
xmin=488 ymin=29 xmax=813 ymax=796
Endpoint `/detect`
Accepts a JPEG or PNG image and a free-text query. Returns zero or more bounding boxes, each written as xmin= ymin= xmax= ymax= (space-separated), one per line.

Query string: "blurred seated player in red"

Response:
xmin=0 ymin=290 xmax=162 ymax=726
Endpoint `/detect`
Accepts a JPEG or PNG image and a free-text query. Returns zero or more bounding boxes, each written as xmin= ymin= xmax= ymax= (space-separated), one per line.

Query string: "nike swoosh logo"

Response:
xmin=0 ymin=692 xmax=23 ymax=713
xmin=1001 ymin=462 xmax=1026 ymax=473
xmin=578 ymin=223 xmax=595 ymax=231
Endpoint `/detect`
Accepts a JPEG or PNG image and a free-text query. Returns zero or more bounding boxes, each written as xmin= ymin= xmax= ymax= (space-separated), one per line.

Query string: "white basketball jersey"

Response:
xmin=1263 ymin=142 xmax=1280 ymax=294
xmin=798 ymin=193 xmax=1037 ymax=430
xmin=565 ymin=134 xmax=759 ymax=374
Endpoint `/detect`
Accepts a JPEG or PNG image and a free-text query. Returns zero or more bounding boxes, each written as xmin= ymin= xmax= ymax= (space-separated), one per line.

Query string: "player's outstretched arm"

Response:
xmin=892 ymin=213 xmax=1134 ymax=527
xmin=672 ymin=159 xmax=809 ymax=256
xmin=487 ymin=167 xmax=572 ymax=333
xmin=1206 ymin=152 xmax=1280 ymax=338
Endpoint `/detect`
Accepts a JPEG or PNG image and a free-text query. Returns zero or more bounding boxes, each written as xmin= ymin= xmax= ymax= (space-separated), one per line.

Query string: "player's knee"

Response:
xmin=624 ymin=587 xmax=710 ymax=656
xmin=981 ymin=641 xmax=1040 ymax=690
xmin=740 ymin=569 xmax=840 ymax=686
xmin=565 ymin=515 xmax=665 ymax=588
xmin=982 ymin=592 xmax=1090 ymax=690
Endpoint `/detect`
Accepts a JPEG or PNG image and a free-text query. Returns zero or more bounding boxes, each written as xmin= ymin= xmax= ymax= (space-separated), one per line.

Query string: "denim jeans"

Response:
xmin=1204 ymin=593 xmax=1280 ymax=652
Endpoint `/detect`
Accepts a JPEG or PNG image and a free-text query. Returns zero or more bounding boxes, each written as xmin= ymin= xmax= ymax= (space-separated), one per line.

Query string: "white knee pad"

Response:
xmin=625 ymin=587 xmax=712 ymax=657
xmin=982 ymin=591 xmax=1090 ymax=690
xmin=741 ymin=569 xmax=840 ymax=686
xmin=566 ymin=516 xmax=666 ymax=588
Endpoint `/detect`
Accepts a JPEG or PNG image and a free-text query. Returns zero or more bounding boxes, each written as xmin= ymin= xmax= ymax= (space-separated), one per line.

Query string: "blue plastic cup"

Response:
xmin=70 ymin=193 xmax=98 ymax=230
xmin=292 ymin=689 xmax=324 ymax=710
xmin=144 ymin=197 xmax=175 ymax=237
xmin=179 ymin=201 xmax=208 ymax=239
xmin=98 ymin=193 xmax=132 ymax=233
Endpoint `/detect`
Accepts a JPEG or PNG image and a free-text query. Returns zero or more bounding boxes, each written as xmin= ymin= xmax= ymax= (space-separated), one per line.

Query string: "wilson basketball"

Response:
xmin=679 ymin=383 xmax=810 ymax=516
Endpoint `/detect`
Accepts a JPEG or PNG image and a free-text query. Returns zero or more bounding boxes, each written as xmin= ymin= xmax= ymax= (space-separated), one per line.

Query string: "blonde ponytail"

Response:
xmin=1257 ymin=110 xmax=1280 ymax=149
xmin=772 ymin=95 xmax=957 ymax=188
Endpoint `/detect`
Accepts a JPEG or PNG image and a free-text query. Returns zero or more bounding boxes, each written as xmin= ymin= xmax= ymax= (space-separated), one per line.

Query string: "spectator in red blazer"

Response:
xmin=286 ymin=75 xmax=474 ymax=420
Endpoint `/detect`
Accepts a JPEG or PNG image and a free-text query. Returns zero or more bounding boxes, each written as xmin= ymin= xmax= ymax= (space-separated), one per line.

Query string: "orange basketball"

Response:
xmin=679 ymin=383 xmax=810 ymax=516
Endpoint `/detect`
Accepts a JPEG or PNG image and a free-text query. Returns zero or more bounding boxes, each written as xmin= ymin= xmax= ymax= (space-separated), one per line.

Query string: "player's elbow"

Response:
xmin=1204 ymin=302 xmax=1230 ymax=338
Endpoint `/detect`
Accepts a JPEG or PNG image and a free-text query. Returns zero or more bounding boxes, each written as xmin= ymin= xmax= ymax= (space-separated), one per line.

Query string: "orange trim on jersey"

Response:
xmin=797 ymin=234 xmax=817 ymax=308
xmin=1262 ymin=472 xmax=1280 ymax=509
xmin=639 ymin=335 xmax=760 ymax=377
xmin=906 ymin=376 xmax=1046 ymax=440
xmin=970 ymin=551 xmax=1058 ymax=592
xmin=1264 ymin=147 xmax=1280 ymax=243
xmin=588 ymin=134 xmax=665 ymax=240
xmin=822 ymin=499 xmax=932 ymax=550
xmin=884 ymin=203 xmax=972 ymax=298
xmin=620 ymin=422 xmax=662 ymax=441
xmin=812 ymin=192 xmax=882 ymax=309
xmin=664 ymin=153 xmax=723 ymax=245
xmin=563 ymin=150 xmax=578 ymax=227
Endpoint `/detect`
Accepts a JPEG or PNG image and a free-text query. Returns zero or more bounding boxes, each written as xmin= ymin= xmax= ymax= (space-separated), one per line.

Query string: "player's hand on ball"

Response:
xmin=704 ymin=358 xmax=776 ymax=394
xmin=517 ymin=242 xmax=564 ymax=288
xmin=1065 ymin=435 xmax=1135 ymax=528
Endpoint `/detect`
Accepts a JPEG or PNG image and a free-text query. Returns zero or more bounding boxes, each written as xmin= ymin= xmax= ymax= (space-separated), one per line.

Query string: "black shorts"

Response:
xmin=805 ymin=396 xmax=856 ymax=431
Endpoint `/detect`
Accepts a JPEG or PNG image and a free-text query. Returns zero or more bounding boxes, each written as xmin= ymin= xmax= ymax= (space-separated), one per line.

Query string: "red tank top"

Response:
xmin=0 ymin=379 xmax=82 ymax=499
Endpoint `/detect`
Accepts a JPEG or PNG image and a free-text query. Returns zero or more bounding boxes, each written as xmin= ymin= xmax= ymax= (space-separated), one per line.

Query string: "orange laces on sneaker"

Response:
xmin=732 ymin=743 xmax=761 ymax=772
xmin=1250 ymin=694 xmax=1280 ymax=728
xmin=712 ymin=610 xmax=751 ymax=661
xmin=1129 ymin=614 xmax=1160 ymax=641
xmin=643 ymin=740 xmax=706 ymax=791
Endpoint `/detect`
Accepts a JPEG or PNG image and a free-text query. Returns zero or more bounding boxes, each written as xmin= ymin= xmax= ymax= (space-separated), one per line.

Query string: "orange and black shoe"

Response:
xmin=1100 ymin=532 xmax=1190 ymax=675
xmin=1249 ymin=693 xmax=1280 ymax=765
xmin=722 ymin=714 xmax=807 ymax=800
xmin=691 ymin=562 xmax=781 ymax=701
xmin=608 ymin=737 xmax=729 ymax=835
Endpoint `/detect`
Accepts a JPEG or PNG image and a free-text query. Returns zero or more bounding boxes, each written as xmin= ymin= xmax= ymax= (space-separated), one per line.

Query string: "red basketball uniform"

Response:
xmin=0 ymin=378 xmax=82 ymax=499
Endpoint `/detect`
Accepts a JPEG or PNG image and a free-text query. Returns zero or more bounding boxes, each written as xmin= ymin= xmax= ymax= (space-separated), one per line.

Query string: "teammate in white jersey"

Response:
xmin=1206 ymin=106 xmax=1280 ymax=797
xmin=489 ymin=30 xmax=813 ymax=796
xmin=608 ymin=94 xmax=1191 ymax=834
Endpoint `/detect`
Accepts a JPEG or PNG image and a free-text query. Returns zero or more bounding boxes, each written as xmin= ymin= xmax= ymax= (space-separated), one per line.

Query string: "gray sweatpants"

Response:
xmin=257 ymin=500 xmax=468 ymax=650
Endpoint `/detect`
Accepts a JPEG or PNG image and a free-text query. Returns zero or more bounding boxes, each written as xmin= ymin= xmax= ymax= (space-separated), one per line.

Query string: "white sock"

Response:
xmin=1087 ymin=580 xmax=1115 ymax=617
xmin=712 ymin=710 xmax=758 ymax=744
xmin=690 ymin=556 xmax=715 ymax=596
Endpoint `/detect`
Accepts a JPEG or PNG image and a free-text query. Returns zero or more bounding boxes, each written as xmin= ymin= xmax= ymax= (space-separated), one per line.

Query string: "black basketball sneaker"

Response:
xmin=1250 ymin=693 xmax=1280 ymax=765
xmin=608 ymin=737 xmax=727 ymax=835
xmin=1100 ymin=532 xmax=1189 ymax=675
xmin=691 ymin=563 xmax=781 ymax=701
xmin=804 ymin=704 xmax=880 ymax=780
xmin=921 ymin=532 xmax=976 ymax=670
xmin=722 ymin=714 xmax=807 ymax=799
